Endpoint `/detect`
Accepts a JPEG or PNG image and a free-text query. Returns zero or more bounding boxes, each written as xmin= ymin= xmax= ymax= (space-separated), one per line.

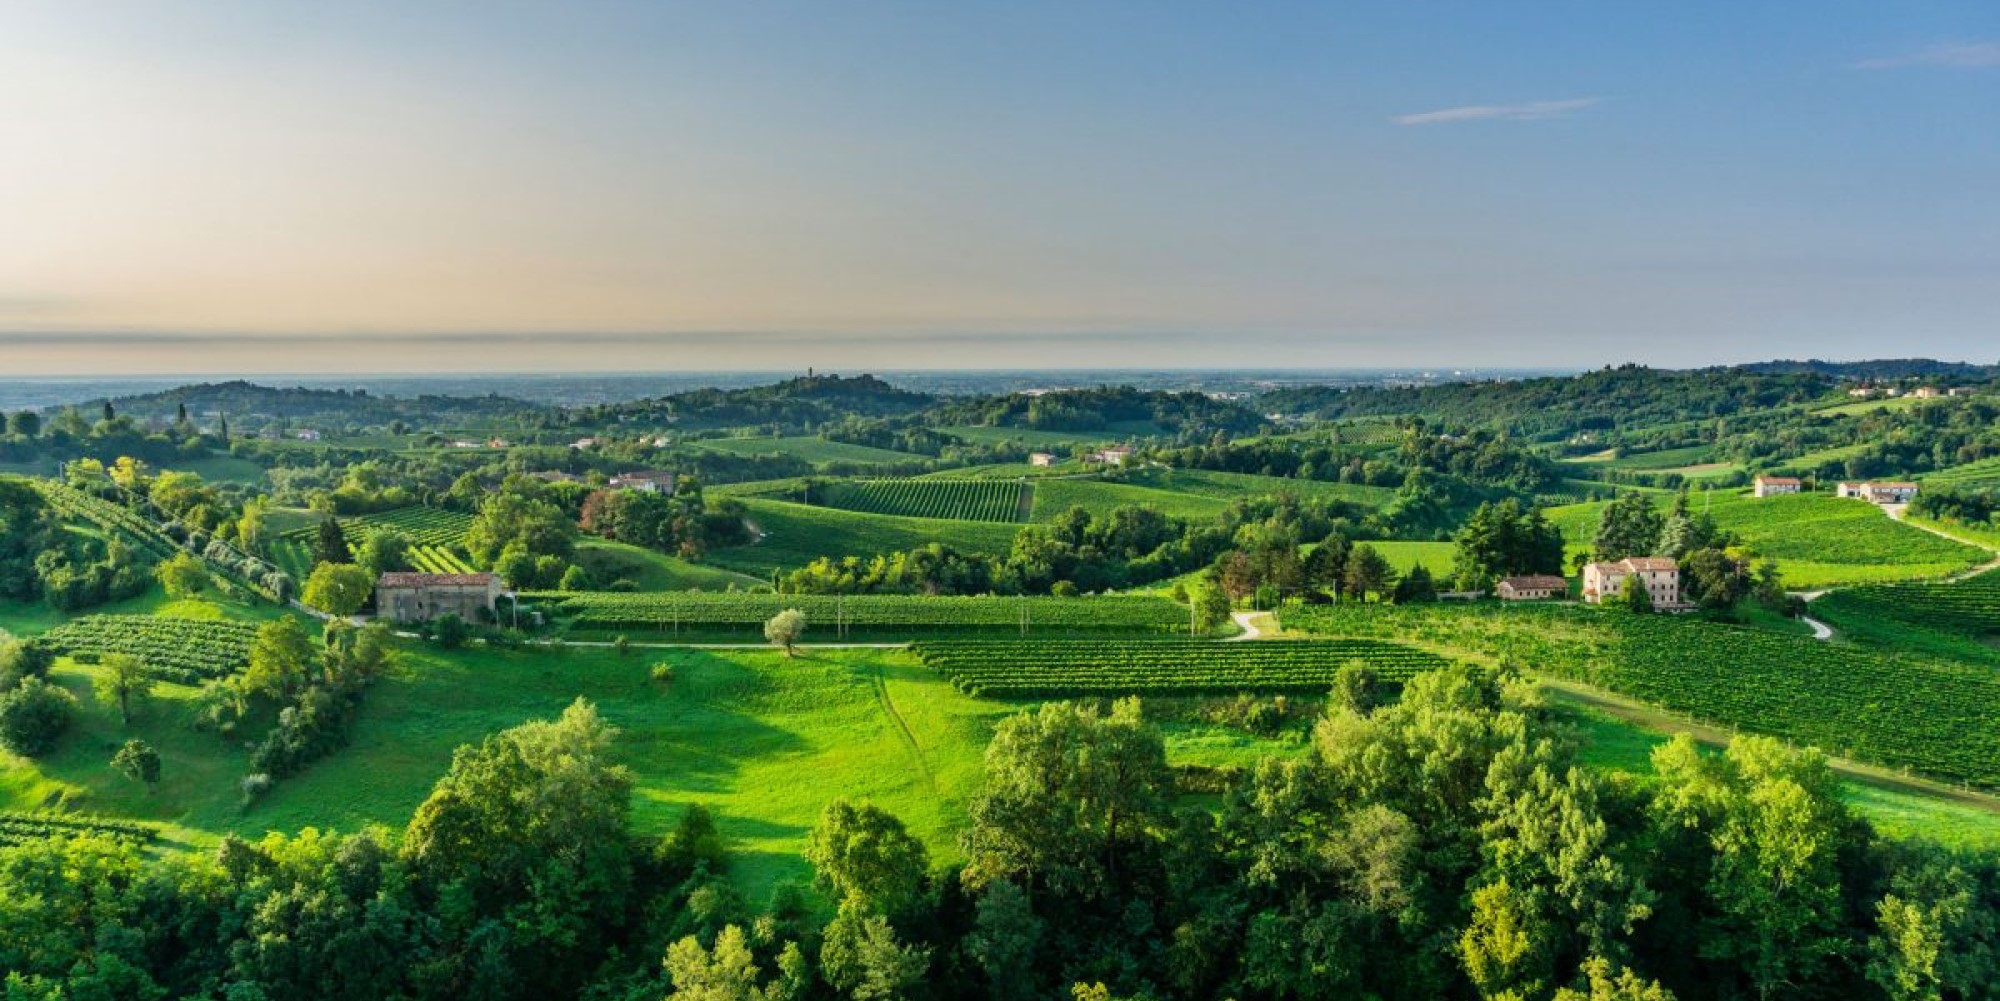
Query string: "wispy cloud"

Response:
xmin=1855 ymin=41 xmax=2000 ymax=70
xmin=1394 ymin=97 xmax=1601 ymax=126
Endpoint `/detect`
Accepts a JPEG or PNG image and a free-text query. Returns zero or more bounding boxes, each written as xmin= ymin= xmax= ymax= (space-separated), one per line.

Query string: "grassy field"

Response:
xmin=1544 ymin=490 xmax=1987 ymax=586
xmin=1365 ymin=540 xmax=1455 ymax=576
xmin=712 ymin=497 xmax=1022 ymax=577
xmin=694 ymin=436 xmax=922 ymax=465
xmin=1814 ymin=395 xmax=1938 ymax=418
xmin=574 ymin=540 xmax=766 ymax=591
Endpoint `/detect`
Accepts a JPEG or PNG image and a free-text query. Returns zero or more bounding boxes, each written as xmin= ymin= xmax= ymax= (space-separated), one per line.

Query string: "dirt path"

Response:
xmin=872 ymin=662 xmax=938 ymax=794
xmin=1800 ymin=615 xmax=1834 ymax=640
xmin=1540 ymin=677 xmax=2000 ymax=814
xmin=1227 ymin=611 xmax=1275 ymax=641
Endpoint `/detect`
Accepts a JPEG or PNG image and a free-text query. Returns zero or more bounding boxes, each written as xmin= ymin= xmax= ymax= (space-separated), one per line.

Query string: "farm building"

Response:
xmin=1949 ymin=387 xmax=1977 ymax=397
xmin=1087 ymin=447 xmax=1134 ymax=466
xmin=376 ymin=572 xmax=504 ymax=624
xmin=293 ymin=429 xmax=322 ymax=441
xmin=1028 ymin=452 xmax=1057 ymax=467
xmin=1911 ymin=387 xmax=1943 ymax=399
xmin=1837 ymin=481 xmax=1920 ymax=504
xmin=1496 ymin=575 xmax=1569 ymax=601
xmin=609 ymin=470 xmax=679 ymax=494
xmin=1582 ymin=557 xmax=1685 ymax=608
xmin=1752 ymin=475 xmax=1802 ymax=498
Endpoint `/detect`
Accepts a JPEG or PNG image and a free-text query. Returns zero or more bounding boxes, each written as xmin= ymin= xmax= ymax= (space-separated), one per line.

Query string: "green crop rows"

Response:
xmin=911 ymin=638 xmax=1452 ymax=697
xmin=1814 ymin=572 xmax=2000 ymax=636
xmin=0 ymin=812 xmax=158 ymax=848
xmin=816 ymin=479 xmax=1029 ymax=523
xmin=533 ymin=592 xmax=1191 ymax=637
xmin=32 ymin=481 xmax=179 ymax=560
xmin=409 ymin=545 xmax=477 ymax=574
xmin=280 ymin=506 xmax=473 ymax=549
xmin=1278 ymin=602 xmax=2000 ymax=788
xmin=38 ymin=615 xmax=263 ymax=684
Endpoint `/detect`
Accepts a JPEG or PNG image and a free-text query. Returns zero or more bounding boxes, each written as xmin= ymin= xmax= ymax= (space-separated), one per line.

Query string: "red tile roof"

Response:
xmin=377 ymin=572 xmax=499 ymax=588
xmin=1621 ymin=557 xmax=1679 ymax=572
xmin=1500 ymin=575 xmax=1569 ymax=590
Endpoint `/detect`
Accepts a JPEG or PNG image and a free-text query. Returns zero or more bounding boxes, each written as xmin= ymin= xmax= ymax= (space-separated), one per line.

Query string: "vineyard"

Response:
xmin=814 ymin=479 xmax=1029 ymax=523
xmin=1278 ymin=602 xmax=2000 ymax=788
xmin=31 ymin=480 xmax=179 ymax=560
xmin=273 ymin=506 xmax=478 ymax=579
xmin=912 ymin=638 xmax=1452 ymax=697
xmin=533 ymin=591 xmax=1194 ymax=637
xmin=0 ymin=812 xmax=158 ymax=848
xmin=37 ymin=615 xmax=263 ymax=684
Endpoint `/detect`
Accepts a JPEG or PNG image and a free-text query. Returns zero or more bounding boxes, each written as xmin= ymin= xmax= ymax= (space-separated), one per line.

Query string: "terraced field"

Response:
xmin=914 ymin=638 xmax=1451 ymax=696
xmin=815 ymin=479 xmax=1030 ymax=523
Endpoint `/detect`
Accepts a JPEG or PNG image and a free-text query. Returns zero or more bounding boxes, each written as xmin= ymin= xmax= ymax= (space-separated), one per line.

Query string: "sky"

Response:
xmin=2 ymin=1 xmax=1997 ymax=375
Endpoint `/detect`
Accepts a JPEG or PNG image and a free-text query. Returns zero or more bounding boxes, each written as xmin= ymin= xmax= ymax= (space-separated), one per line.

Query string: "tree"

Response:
xmin=245 ymin=616 xmax=315 ymax=700
xmin=352 ymin=530 xmax=412 ymax=579
xmin=805 ymin=800 xmax=930 ymax=917
xmin=968 ymin=879 xmax=1043 ymax=1001
xmin=1303 ymin=533 xmax=1351 ymax=598
xmin=6 ymin=410 xmax=39 ymax=438
xmin=1593 ymin=492 xmax=1665 ymax=561
xmin=1392 ymin=564 xmax=1437 ymax=603
xmin=1619 ymin=574 xmax=1653 ymax=614
xmin=1553 ymin=958 xmax=1676 ymax=1001
xmin=1193 ymin=575 xmax=1234 ymax=633
xmin=313 ymin=518 xmax=352 ymax=567
xmin=154 ymin=552 xmax=210 ymax=598
xmin=820 ymin=903 xmax=931 ymax=1001
xmin=1450 ymin=499 xmax=1566 ymax=591
xmin=303 ymin=563 xmax=373 ymax=618
xmin=92 ymin=653 xmax=153 ymax=725
xmin=963 ymin=698 xmax=1168 ymax=898
xmin=1344 ymin=544 xmax=1396 ymax=603
xmin=765 ymin=609 xmax=807 ymax=656
xmin=111 ymin=739 xmax=161 ymax=791
xmin=0 ymin=677 xmax=76 ymax=756
xmin=1681 ymin=548 xmax=1751 ymax=611
xmin=402 ymin=698 xmax=635 ymax=997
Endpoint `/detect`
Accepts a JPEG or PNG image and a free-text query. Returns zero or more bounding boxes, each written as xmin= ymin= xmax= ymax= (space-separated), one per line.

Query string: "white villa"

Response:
xmin=1752 ymin=475 xmax=1802 ymax=498
xmin=1837 ymin=481 xmax=1919 ymax=504
xmin=609 ymin=470 xmax=679 ymax=494
xmin=1582 ymin=557 xmax=1685 ymax=608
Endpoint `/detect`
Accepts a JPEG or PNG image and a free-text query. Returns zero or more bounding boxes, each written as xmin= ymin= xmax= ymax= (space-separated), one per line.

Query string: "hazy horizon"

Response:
xmin=6 ymin=3 xmax=1996 ymax=374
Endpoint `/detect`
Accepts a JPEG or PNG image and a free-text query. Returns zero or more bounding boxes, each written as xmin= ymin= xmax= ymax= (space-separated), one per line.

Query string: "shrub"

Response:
xmin=0 ymin=678 xmax=77 ymax=757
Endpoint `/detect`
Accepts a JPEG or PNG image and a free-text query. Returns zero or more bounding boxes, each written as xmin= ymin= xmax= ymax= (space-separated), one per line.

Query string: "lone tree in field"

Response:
xmin=765 ymin=609 xmax=807 ymax=657
xmin=112 ymin=739 xmax=161 ymax=792
xmin=94 ymin=653 xmax=155 ymax=725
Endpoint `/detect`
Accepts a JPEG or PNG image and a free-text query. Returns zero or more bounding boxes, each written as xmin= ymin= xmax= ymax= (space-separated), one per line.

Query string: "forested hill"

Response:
xmin=582 ymin=373 xmax=937 ymax=429
xmin=932 ymin=384 xmax=1264 ymax=434
xmin=89 ymin=381 xmax=550 ymax=428
xmin=1735 ymin=358 xmax=2000 ymax=379
xmin=1257 ymin=366 xmax=1841 ymax=441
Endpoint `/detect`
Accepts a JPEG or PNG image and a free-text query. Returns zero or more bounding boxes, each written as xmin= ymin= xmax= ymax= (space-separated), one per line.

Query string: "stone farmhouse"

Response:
xmin=1752 ymin=475 xmax=1802 ymax=498
xmin=376 ymin=572 xmax=504 ymax=624
xmin=1496 ymin=575 xmax=1569 ymax=601
xmin=1087 ymin=447 xmax=1133 ymax=466
xmin=1582 ymin=557 xmax=1685 ymax=608
xmin=1028 ymin=452 xmax=1057 ymax=467
xmin=609 ymin=470 xmax=679 ymax=494
xmin=1837 ymin=481 xmax=1920 ymax=504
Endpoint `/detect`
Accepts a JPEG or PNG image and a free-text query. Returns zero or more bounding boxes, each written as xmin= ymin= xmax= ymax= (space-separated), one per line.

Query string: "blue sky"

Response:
xmin=2 ymin=2 xmax=1995 ymax=374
